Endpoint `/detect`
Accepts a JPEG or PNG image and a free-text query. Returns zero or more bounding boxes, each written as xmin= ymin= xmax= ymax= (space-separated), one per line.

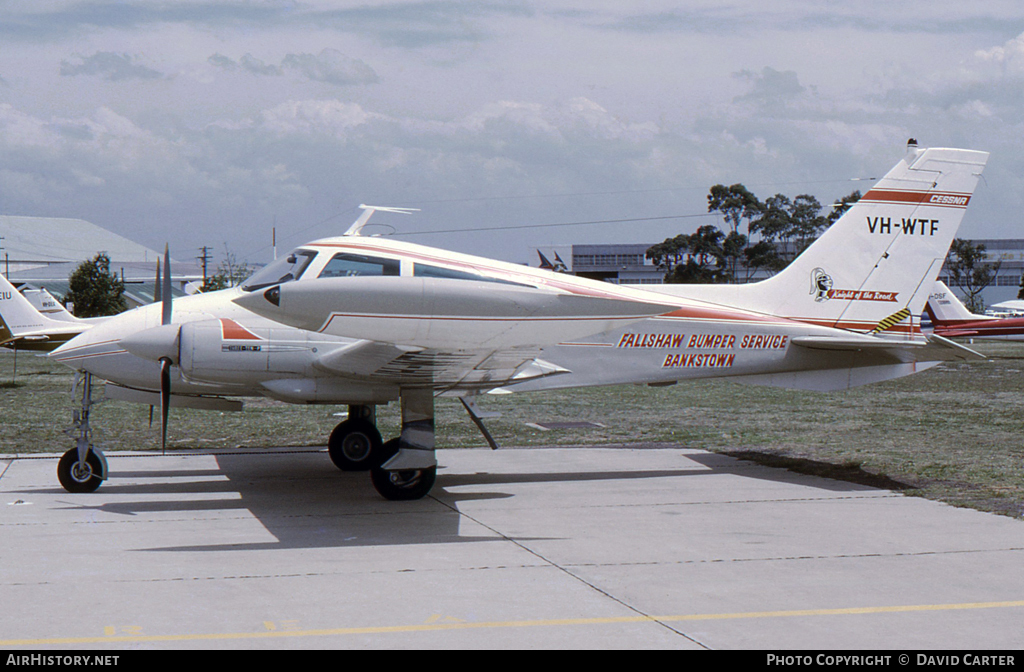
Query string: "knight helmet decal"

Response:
xmin=810 ymin=268 xmax=833 ymax=302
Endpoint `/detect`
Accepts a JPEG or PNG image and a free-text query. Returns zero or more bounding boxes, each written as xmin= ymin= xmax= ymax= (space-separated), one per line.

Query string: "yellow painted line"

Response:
xmin=3 ymin=600 xmax=1024 ymax=647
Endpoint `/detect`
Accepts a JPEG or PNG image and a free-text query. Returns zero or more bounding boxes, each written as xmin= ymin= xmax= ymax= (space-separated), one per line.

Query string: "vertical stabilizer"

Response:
xmin=0 ymin=274 xmax=66 ymax=336
xmin=925 ymin=280 xmax=991 ymax=325
xmin=0 ymin=273 xmax=91 ymax=347
xmin=756 ymin=147 xmax=988 ymax=332
xmin=652 ymin=146 xmax=989 ymax=335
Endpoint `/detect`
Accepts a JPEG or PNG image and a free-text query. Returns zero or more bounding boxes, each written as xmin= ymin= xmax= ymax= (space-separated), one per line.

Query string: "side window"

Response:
xmin=319 ymin=253 xmax=400 ymax=278
xmin=413 ymin=263 xmax=534 ymax=288
xmin=414 ymin=264 xmax=488 ymax=282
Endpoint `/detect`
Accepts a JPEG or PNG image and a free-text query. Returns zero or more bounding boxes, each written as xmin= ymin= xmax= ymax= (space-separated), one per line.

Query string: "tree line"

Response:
xmin=647 ymin=183 xmax=1009 ymax=313
xmin=646 ymin=183 xmax=862 ymax=284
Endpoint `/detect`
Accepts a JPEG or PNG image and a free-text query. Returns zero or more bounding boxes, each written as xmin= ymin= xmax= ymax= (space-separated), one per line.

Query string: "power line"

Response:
xmin=241 ymin=175 xmax=874 ymax=257
xmin=387 ymin=212 xmax=719 ymax=237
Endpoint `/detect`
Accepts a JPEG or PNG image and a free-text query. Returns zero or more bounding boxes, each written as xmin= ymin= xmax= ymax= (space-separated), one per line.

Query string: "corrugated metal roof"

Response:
xmin=0 ymin=216 xmax=163 ymax=263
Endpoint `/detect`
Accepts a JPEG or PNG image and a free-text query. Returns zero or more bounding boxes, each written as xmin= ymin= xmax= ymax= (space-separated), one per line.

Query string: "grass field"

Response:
xmin=2 ymin=342 xmax=1022 ymax=518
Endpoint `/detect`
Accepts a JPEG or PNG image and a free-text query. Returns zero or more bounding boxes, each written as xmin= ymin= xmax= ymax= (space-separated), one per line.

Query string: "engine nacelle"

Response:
xmin=177 ymin=319 xmax=306 ymax=383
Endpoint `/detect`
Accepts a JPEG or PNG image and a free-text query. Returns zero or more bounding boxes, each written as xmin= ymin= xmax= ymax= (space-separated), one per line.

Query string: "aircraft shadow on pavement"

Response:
xmin=40 ymin=448 xmax=898 ymax=552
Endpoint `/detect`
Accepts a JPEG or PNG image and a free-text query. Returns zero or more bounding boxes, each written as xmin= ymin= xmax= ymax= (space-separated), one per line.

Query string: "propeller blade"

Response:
xmin=159 ymin=357 xmax=171 ymax=454
xmin=161 ymin=244 xmax=172 ymax=326
xmin=153 ymin=257 xmax=162 ymax=304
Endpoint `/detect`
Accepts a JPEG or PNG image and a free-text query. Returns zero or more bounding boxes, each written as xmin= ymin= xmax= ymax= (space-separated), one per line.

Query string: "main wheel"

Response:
xmin=327 ymin=418 xmax=383 ymax=471
xmin=57 ymin=448 xmax=104 ymax=493
xmin=369 ymin=438 xmax=436 ymax=501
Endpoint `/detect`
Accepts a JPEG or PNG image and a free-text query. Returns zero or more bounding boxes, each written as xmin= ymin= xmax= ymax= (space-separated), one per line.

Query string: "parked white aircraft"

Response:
xmin=986 ymin=298 xmax=1024 ymax=317
xmin=925 ymin=280 xmax=1024 ymax=341
xmin=0 ymin=274 xmax=101 ymax=351
xmin=50 ymin=146 xmax=989 ymax=500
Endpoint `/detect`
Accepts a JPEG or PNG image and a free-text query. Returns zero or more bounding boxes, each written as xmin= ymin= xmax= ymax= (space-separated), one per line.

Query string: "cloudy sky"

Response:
xmin=2 ymin=1 xmax=1024 ymax=267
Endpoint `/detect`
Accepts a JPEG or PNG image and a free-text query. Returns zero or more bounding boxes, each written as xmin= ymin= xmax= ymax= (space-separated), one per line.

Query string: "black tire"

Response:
xmin=327 ymin=418 xmax=383 ymax=471
xmin=57 ymin=448 xmax=104 ymax=493
xmin=369 ymin=438 xmax=437 ymax=501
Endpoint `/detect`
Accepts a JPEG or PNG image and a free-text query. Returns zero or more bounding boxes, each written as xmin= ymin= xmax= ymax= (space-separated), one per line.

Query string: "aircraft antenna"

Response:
xmin=344 ymin=204 xmax=420 ymax=236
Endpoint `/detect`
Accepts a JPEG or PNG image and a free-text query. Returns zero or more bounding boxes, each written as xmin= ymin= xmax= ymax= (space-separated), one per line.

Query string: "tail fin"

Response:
xmin=0 ymin=274 xmax=81 ymax=340
xmin=925 ymin=280 xmax=988 ymax=325
xmin=653 ymin=146 xmax=989 ymax=335
xmin=0 ymin=313 xmax=12 ymax=344
xmin=19 ymin=285 xmax=79 ymax=322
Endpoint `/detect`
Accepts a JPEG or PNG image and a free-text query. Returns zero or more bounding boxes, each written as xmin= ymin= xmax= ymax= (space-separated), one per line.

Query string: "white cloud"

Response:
xmin=281 ymin=49 xmax=378 ymax=85
xmin=256 ymin=99 xmax=383 ymax=136
xmin=206 ymin=49 xmax=378 ymax=85
xmin=59 ymin=52 xmax=164 ymax=81
xmin=975 ymin=31 xmax=1024 ymax=72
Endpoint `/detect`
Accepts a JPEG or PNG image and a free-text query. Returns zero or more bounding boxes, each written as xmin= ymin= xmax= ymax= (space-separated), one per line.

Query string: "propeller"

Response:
xmin=149 ymin=254 xmax=163 ymax=428
xmin=161 ymin=243 xmax=172 ymax=326
xmin=120 ymin=244 xmax=178 ymax=453
xmin=159 ymin=356 xmax=171 ymax=453
xmin=159 ymin=244 xmax=172 ymax=453
xmin=153 ymin=256 xmax=162 ymax=304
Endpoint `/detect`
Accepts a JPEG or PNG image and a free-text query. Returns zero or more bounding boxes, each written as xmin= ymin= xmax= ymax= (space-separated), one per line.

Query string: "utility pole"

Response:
xmin=197 ymin=246 xmax=212 ymax=286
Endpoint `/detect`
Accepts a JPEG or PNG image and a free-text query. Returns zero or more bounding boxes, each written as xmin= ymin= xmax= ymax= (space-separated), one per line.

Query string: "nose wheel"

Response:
xmin=58 ymin=371 xmax=108 ymax=493
xmin=57 ymin=448 xmax=104 ymax=493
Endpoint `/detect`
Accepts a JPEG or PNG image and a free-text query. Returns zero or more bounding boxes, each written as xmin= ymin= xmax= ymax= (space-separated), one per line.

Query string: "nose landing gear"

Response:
xmin=57 ymin=372 xmax=108 ymax=493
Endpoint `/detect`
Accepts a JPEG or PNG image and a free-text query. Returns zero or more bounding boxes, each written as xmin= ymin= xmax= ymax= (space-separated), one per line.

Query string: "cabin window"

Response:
xmin=319 ymin=253 xmax=400 ymax=278
xmin=242 ymin=249 xmax=317 ymax=291
xmin=413 ymin=263 xmax=534 ymax=288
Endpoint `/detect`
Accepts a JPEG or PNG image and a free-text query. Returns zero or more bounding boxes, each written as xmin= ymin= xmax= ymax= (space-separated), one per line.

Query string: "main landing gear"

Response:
xmin=328 ymin=389 xmax=437 ymax=501
xmin=57 ymin=372 xmax=108 ymax=493
xmin=327 ymin=405 xmax=384 ymax=471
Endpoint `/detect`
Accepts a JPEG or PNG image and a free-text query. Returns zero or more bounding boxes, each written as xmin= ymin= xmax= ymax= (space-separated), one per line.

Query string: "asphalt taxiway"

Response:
xmin=1 ymin=445 xmax=1023 ymax=649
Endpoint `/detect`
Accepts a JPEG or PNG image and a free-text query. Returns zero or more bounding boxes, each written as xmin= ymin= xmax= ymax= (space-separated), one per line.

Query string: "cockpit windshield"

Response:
xmin=241 ymin=249 xmax=317 ymax=291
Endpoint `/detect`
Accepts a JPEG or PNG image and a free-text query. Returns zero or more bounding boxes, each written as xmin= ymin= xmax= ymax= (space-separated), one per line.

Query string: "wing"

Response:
xmin=312 ymin=339 xmax=568 ymax=392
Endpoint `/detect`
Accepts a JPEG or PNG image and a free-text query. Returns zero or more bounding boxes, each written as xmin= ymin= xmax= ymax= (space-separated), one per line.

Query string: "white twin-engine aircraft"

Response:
xmin=48 ymin=146 xmax=988 ymax=500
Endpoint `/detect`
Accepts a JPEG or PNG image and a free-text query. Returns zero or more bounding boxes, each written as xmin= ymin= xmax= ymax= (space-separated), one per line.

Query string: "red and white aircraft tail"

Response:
xmin=653 ymin=146 xmax=989 ymax=335
xmin=925 ymin=281 xmax=986 ymax=325
xmin=924 ymin=280 xmax=1024 ymax=341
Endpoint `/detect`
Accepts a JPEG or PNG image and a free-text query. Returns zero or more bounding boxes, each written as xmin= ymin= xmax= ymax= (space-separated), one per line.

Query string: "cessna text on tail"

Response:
xmin=49 ymin=147 xmax=989 ymax=500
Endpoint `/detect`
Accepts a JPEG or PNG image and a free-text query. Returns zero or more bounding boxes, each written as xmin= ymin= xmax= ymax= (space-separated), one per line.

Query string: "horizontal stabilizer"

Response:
xmin=923 ymin=332 xmax=986 ymax=360
xmin=792 ymin=332 xmax=983 ymax=361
